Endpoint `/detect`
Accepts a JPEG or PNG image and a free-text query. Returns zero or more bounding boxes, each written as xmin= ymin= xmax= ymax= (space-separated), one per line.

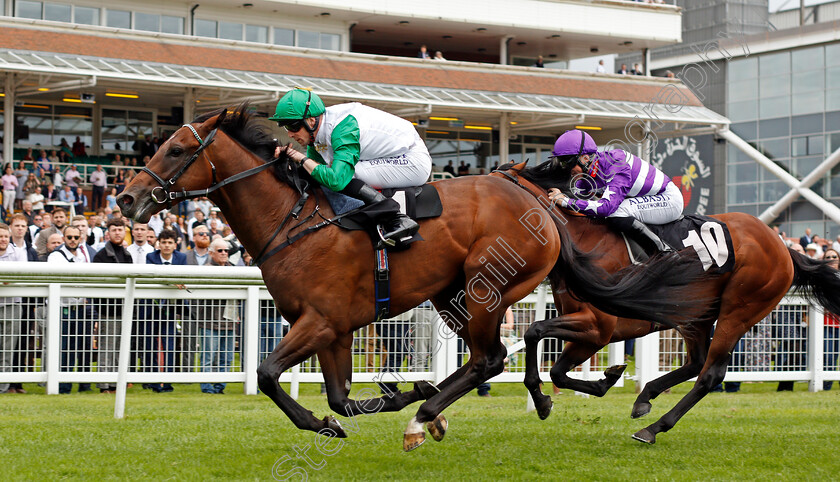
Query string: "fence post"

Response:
xmin=243 ymin=286 xmax=259 ymax=395
xmin=114 ymin=277 xmax=136 ymax=419
xmin=635 ymin=331 xmax=659 ymax=393
xmin=608 ymin=341 xmax=626 ymax=388
xmin=809 ymin=303 xmax=824 ymax=392
xmin=46 ymin=283 xmax=61 ymax=395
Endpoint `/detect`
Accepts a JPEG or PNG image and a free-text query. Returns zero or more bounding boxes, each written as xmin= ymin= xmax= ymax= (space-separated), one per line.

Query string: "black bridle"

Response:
xmin=143 ymin=123 xmax=221 ymax=206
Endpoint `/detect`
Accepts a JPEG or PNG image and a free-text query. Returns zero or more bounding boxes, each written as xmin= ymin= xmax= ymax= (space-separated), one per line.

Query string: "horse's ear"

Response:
xmin=213 ymin=109 xmax=228 ymax=129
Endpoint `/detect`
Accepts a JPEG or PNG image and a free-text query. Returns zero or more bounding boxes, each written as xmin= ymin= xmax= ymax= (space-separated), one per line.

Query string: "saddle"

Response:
xmin=622 ymin=214 xmax=735 ymax=274
xmin=321 ymin=184 xmax=443 ymax=251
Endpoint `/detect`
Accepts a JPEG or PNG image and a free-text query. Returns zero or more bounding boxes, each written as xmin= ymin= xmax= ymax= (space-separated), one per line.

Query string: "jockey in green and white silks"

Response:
xmin=271 ymin=88 xmax=432 ymax=243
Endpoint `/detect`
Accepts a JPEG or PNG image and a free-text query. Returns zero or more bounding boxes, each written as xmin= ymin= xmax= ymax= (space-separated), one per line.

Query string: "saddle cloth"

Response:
xmin=624 ymin=214 xmax=735 ymax=274
xmin=321 ymin=184 xmax=443 ymax=231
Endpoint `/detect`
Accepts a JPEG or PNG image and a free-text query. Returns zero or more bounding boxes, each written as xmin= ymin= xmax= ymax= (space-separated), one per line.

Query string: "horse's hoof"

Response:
xmin=631 ymin=428 xmax=656 ymax=444
xmin=605 ymin=364 xmax=627 ymax=379
xmin=403 ymin=432 xmax=426 ymax=452
xmin=414 ymin=381 xmax=440 ymax=400
xmin=426 ymin=414 xmax=448 ymax=442
xmin=631 ymin=402 xmax=652 ymax=419
xmin=323 ymin=416 xmax=347 ymax=438
xmin=535 ymin=395 xmax=553 ymax=420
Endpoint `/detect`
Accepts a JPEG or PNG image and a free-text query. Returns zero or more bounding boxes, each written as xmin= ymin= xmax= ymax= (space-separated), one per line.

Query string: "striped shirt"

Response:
xmin=568 ymin=149 xmax=672 ymax=217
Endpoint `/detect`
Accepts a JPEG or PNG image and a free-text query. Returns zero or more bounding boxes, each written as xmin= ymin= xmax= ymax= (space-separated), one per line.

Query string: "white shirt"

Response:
xmin=126 ymin=243 xmax=154 ymax=264
xmin=90 ymin=170 xmax=107 ymax=187
xmin=148 ymin=213 xmax=164 ymax=235
xmin=47 ymin=245 xmax=89 ymax=305
xmin=0 ymin=245 xmax=27 ymax=304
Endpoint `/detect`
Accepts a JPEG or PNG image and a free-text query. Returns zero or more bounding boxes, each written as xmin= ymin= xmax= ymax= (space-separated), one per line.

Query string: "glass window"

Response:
xmin=298 ymin=30 xmax=319 ymax=48
xmin=273 ymin=27 xmax=294 ymax=46
xmin=44 ymin=2 xmax=70 ymax=22
xmin=759 ymin=52 xmax=790 ymax=77
xmin=829 ymin=165 xmax=840 ymax=198
xmin=107 ymin=9 xmax=130 ymax=29
xmin=792 ymin=71 xmax=824 ymax=93
xmin=792 ymin=91 xmax=824 ymax=116
xmin=792 ymin=46 xmax=824 ymax=72
xmin=194 ymin=18 xmax=216 ymax=37
xmin=830 ymin=133 xmax=840 ymax=154
xmin=161 ymin=15 xmax=184 ymax=34
xmin=827 ymin=67 xmax=840 ymax=91
xmin=728 ymin=162 xmax=757 ymax=183
xmin=17 ymin=1 xmax=41 ymax=19
xmin=53 ymin=105 xmax=92 ymax=148
xmin=759 ymin=96 xmax=789 ymax=119
xmin=74 ymin=6 xmax=99 ymax=25
xmin=794 ymin=157 xmax=821 ymax=178
xmin=321 ymin=33 xmax=340 ymax=51
xmin=759 ymin=74 xmax=790 ymax=98
xmin=728 ymin=79 xmax=757 ymax=102
xmin=134 ymin=12 xmax=159 ymax=32
xmin=218 ymin=21 xmax=242 ymax=40
xmin=729 ymin=183 xmax=758 ymax=204
xmin=828 ymin=43 xmax=840 ymax=67
xmin=791 ymin=114 xmax=822 ymax=136
xmin=792 ymin=137 xmax=808 ymax=157
xmin=730 ymin=122 xmax=757 ymax=141
xmin=761 ymin=180 xmax=788 ymax=203
xmin=808 ymin=135 xmax=824 ymax=156
xmin=759 ymin=117 xmax=789 ymax=138
xmin=728 ymin=100 xmax=757 ymax=123
xmin=245 ymin=24 xmax=267 ymax=43
xmin=827 ymin=90 xmax=840 ymax=112
xmin=759 ymin=138 xmax=789 ymax=160
xmin=729 ymin=57 xmax=757 ymax=81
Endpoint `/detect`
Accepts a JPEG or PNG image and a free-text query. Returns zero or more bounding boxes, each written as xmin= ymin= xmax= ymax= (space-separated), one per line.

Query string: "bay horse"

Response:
xmin=117 ymin=105 xmax=708 ymax=450
xmin=505 ymin=160 xmax=840 ymax=444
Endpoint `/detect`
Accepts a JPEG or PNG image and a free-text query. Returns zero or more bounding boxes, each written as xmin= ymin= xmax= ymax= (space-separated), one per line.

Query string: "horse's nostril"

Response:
xmin=119 ymin=194 xmax=134 ymax=207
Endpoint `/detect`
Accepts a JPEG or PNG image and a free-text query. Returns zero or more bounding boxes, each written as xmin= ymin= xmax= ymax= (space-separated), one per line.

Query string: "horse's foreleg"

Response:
xmin=631 ymin=325 xmax=711 ymax=419
xmin=548 ymin=341 xmax=626 ymax=397
xmin=319 ymin=336 xmax=426 ymax=416
xmin=256 ymin=314 xmax=344 ymax=437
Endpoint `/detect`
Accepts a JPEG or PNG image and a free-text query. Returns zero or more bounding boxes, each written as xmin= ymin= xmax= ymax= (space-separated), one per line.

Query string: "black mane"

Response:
xmin=503 ymin=160 xmax=575 ymax=196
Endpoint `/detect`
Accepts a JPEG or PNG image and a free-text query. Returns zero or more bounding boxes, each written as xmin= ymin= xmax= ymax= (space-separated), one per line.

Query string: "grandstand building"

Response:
xmin=0 ymin=0 xmax=728 ymax=204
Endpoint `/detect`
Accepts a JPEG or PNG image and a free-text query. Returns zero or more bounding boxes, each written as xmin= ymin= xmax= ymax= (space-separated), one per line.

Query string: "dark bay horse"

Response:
xmin=117 ymin=106 xmax=708 ymax=450
xmin=507 ymin=160 xmax=840 ymax=444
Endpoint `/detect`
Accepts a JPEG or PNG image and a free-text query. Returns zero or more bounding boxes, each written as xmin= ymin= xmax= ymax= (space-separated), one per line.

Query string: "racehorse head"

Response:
xmin=117 ymin=103 xmax=295 ymax=223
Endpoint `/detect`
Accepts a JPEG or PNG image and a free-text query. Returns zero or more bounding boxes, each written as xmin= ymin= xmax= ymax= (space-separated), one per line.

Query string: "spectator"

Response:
xmin=457 ymin=162 xmax=469 ymax=176
xmin=664 ymin=70 xmax=675 ymax=78
xmin=34 ymin=207 xmax=67 ymax=257
xmin=112 ymin=154 xmax=124 ymax=167
xmin=36 ymin=150 xmax=53 ymax=182
xmin=22 ymin=148 xmax=33 ymax=161
xmin=148 ymin=211 xmax=164 ymax=236
xmin=443 ymin=160 xmax=456 ymax=177
xmin=14 ymin=161 xmax=29 ymax=211
xmin=823 ymin=248 xmax=840 ymax=390
xmin=105 ymin=187 xmax=118 ymax=210
xmin=194 ymin=197 xmax=212 ymax=218
xmin=41 ymin=183 xmax=59 ymax=212
xmin=126 ymin=222 xmax=153 ymax=264
xmin=417 ymin=44 xmax=430 ymax=59
xmin=64 ymin=164 xmax=81 ymax=190
xmin=91 ymin=218 xmax=132 ymax=393
xmin=47 ymin=150 xmax=59 ymax=164
xmin=0 ymin=222 xmax=27 ymax=394
xmin=48 ymin=225 xmax=93 ymax=394
xmin=8 ymin=214 xmax=37 ymax=393
xmin=58 ymin=138 xmax=72 ymax=158
xmin=534 ymin=56 xmax=545 ymax=68
xmin=20 ymin=200 xmax=35 ymax=227
xmin=774 ymin=305 xmax=807 ymax=392
xmin=805 ymin=243 xmax=821 ymax=260
xmin=433 ymin=50 xmax=446 ymax=61
xmin=260 ymin=301 xmax=288 ymax=361
xmin=89 ymin=165 xmax=107 ymax=211
xmin=9 ymin=214 xmax=38 ymax=261
xmin=2 ymin=165 xmax=19 ymax=216
xmin=633 ymin=63 xmax=644 ymax=75
xmin=596 ymin=59 xmax=606 ymax=73
xmin=71 ymin=136 xmax=87 ymax=157
xmin=500 ymin=307 xmax=518 ymax=369
xmin=617 ymin=63 xmax=630 ymax=74
xmin=29 ymin=212 xmax=45 ymax=244
xmin=186 ymin=225 xmax=211 ymax=265
xmin=41 ymin=232 xmax=63 ymax=262
xmin=376 ymin=309 xmax=414 ymax=395
xmin=69 ymin=216 xmax=97 ymax=260
xmin=113 ymin=169 xmax=128 ymax=195
xmin=187 ymin=209 xmax=208 ymax=245
xmin=58 ymin=185 xmax=76 ymax=205
xmin=197 ymin=238 xmax=238 ymax=394
xmin=832 ymin=235 xmax=840 ymax=254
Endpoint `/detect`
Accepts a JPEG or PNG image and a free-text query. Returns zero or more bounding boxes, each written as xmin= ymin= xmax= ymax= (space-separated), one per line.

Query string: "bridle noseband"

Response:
xmin=143 ymin=123 xmax=219 ymax=206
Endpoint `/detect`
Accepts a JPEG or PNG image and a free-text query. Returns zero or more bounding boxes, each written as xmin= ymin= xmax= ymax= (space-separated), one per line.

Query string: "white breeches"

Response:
xmin=354 ymin=137 xmax=432 ymax=189
xmin=609 ymin=182 xmax=684 ymax=225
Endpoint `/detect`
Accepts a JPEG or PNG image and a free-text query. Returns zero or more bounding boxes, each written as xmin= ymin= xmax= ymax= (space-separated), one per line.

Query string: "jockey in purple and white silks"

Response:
xmin=547 ymin=129 xmax=683 ymax=253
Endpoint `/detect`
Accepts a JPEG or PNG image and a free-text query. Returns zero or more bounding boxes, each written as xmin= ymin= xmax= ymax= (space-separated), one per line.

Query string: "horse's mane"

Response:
xmin=500 ymin=160 xmax=575 ymax=196
xmin=193 ymin=102 xmax=278 ymax=162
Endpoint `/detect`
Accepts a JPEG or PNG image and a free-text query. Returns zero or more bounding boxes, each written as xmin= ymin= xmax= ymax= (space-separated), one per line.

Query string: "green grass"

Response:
xmin=1 ymin=381 xmax=839 ymax=481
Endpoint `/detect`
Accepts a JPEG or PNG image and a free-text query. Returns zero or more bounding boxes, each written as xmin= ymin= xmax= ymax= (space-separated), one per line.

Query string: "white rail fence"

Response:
xmin=0 ymin=263 xmax=838 ymax=415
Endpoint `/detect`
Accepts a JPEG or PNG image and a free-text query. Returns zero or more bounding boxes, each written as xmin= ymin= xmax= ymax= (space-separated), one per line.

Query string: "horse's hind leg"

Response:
xmin=631 ymin=325 xmax=711 ymax=419
xmin=257 ymin=312 xmax=345 ymax=436
xmin=319 ymin=335 xmax=427 ymax=416
xmin=549 ymin=341 xmax=625 ymax=397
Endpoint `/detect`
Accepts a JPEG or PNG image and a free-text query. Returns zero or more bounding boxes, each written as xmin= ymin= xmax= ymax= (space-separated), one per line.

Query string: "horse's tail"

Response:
xmin=788 ymin=248 xmax=840 ymax=316
xmin=549 ymin=225 xmax=711 ymax=329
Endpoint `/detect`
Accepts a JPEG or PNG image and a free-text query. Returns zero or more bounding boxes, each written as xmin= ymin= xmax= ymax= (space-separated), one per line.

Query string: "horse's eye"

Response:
xmin=169 ymin=147 xmax=183 ymax=157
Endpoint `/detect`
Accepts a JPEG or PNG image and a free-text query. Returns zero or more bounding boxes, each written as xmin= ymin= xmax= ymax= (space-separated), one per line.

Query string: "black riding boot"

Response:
xmin=341 ymin=179 xmax=419 ymax=243
xmin=607 ymin=216 xmax=674 ymax=254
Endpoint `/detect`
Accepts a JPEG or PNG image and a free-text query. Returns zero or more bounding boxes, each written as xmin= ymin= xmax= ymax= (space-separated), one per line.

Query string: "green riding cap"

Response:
xmin=269 ymin=88 xmax=326 ymax=123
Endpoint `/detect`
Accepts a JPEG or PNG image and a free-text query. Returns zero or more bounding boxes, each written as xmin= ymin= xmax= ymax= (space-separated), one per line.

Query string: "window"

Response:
xmin=102 ymin=109 xmax=154 ymax=151
xmin=759 ymin=75 xmax=789 ymax=98
xmin=44 ymin=2 xmax=70 ymax=22
xmin=74 ymin=6 xmax=99 ymax=25
xmin=297 ymin=30 xmax=319 ymax=48
xmin=107 ymin=9 xmax=130 ymax=29
xmin=273 ymin=27 xmax=294 ymax=46
xmin=161 ymin=15 xmax=184 ymax=34
xmin=219 ymin=21 xmax=243 ymax=40
xmin=13 ymin=104 xmax=93 ymax=149
xmin=321 ymin=33 xmax=340 ymax=51
xmin=759 ymin=52 xmax=790 ymax=77
xmin=194 ymin=18 xmax=216 ymax=38
xmin=246 ymin=25 xmax=267 ymax=43
xmin=759 ymin=96 xmax=789 ymax=119
xmin=792 ymin=91 xmax=824 ymax=116
xmin=792 ymin=46 xmax=824 ymax=72
xmin=728 ymin=162 xmax=758 ymax=183
xmin=728 ymin=100 xmax=757 ymax=123
xmin=134 ymin=12 xmax=159 ymax=32
xmin=729 ymin=57 xmax=757 ymax=82
xmin=759 ymin=138 xmax=789 ymax=160
xmin=17 ymin=0 xmax=41 ymax=19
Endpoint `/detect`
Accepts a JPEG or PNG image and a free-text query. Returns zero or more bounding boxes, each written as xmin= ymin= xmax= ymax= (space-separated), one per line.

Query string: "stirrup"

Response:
xmin=376 ymin=225 xmax=397 ymax=247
